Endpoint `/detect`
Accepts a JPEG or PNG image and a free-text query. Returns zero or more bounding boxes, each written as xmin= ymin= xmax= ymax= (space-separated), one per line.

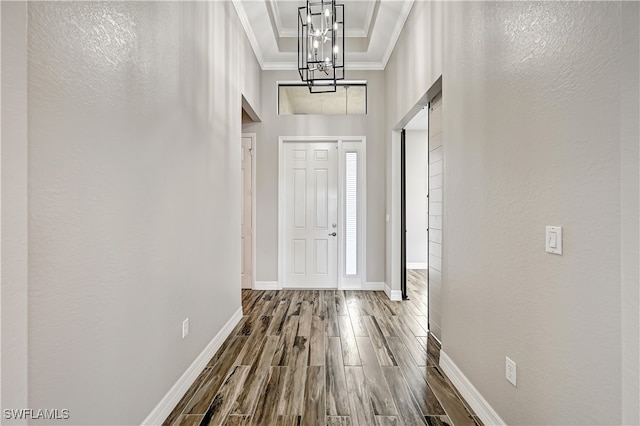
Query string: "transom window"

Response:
xmin=278 ymin=83 xmax=367 ymax=115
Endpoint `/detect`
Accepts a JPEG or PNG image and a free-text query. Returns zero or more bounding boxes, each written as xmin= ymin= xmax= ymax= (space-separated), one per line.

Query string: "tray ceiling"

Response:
xmin=232 ymin=0 xmax=414 ymax=70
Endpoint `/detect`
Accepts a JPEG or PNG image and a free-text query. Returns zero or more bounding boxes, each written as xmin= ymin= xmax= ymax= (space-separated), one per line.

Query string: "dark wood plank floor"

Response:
xmin=164 ymin=272 xmax=482 ymax=426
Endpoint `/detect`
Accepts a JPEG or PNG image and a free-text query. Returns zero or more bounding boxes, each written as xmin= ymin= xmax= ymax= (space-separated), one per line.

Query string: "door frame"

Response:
xmin=278 ymin=136 xmax=367 ymax=290
xmin=242 ymin=133 xmax=257 ymax=289
xmin=390 ymin=76 xmax=441 ymax=301
xmin=400 ymin=129 xmax=408 ymax=300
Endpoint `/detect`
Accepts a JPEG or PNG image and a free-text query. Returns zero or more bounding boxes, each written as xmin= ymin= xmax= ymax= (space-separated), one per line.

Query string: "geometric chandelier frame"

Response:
xmin=298 ymin=0 xmax=345 ymax=93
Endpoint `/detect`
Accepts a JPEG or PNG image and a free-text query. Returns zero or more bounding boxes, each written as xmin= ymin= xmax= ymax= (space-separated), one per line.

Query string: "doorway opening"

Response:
xmin=401 ymin=109 xmax=429 ymax=311
xmin=241 ymin=97 xmax=260 ymax=290
xmin=395 ymin=76 xmax=442 ymax=337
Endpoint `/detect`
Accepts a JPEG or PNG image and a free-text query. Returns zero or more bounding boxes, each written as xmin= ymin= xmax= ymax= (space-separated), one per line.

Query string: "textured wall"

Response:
xmin=1 ymin=1 xmax=29 ymax=416
xmin=384 ymin=1 xmax=443 ymax=130
xmin=25 ymin=2 xmax=260 ymax=424
xmin=442 ymin=2 xmax=635 ymax=423
xmin=385 ymin=0 xmax=639 ymax=423
xmin=244 ymin=70 xmax=386 ymax=285
xmin=619 ymin=3 xmax=640 ymax=423
xmin=384 ymin=0 xmax=443 ymax=293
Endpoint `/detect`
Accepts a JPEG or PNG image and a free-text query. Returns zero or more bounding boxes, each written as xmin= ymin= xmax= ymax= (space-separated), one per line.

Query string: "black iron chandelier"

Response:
xmin=298 ymin=0 xmax=345 ymax=93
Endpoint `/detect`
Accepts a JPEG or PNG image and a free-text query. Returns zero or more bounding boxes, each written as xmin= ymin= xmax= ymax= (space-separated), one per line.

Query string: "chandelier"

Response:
xmin=298 ymin=0 xmax=344 ymax=93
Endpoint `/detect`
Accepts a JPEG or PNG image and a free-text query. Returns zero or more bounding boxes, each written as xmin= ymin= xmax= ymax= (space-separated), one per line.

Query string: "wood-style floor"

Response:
xmin=164 ymin=271 xmax=481 ymax=426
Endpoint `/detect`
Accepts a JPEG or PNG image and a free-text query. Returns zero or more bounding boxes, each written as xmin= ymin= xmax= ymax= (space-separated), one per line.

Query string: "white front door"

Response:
xmin=283 ymin=142 xmax=338 ymax=288
xmin=241 ymin=135 xmax=253 ymax=289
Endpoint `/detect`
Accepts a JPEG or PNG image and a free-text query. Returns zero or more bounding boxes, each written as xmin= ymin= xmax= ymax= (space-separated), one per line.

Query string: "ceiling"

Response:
xmin=232 ymin=0 xmax=415 ymax=70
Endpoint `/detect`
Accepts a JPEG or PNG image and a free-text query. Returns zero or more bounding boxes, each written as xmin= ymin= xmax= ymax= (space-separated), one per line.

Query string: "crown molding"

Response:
xmin=381 ymin=0 xmax=414 ymax=69
xmin=279 ymin=28 xmax=368 ymax=38
xmin=271 ymin=0 xmax=372 ymax=39
xmin=261 ymin=61 xmax=384 ymax=71
xmin=268 ymin=0 xmax=284 ymax=36
xmin=347 ymin=61 xmax=385 ymax=71
xmin=362 ymin=0 xmax=376 ymax=38
xmin=262 ymin=62 xmax=298 ymax=71
xmin=234 ymin=0 xmax=414 ymax=73
xmin=232 ymin=0 xmax=266 ymax=68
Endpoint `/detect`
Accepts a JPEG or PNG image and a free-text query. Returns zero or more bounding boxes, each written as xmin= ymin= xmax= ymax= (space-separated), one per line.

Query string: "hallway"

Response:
xmin=164 ymin=276 xmax=479 ymax=426
xmin=3 ymin=2 xmax=638 ymax=424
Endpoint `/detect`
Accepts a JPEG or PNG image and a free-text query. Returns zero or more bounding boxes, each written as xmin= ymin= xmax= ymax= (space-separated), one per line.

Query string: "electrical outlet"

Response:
xmin=182 ymin=318 xmax=190 ymax=339
xmin=506 ymin=356 xmax=517 ymax=387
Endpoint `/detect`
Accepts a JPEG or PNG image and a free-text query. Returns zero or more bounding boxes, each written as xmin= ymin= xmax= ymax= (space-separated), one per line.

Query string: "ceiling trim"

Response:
xmin=269 ymin=1 xmax=373 ymax=39
xmin=232 ymin=0 xmax=266 ymax=68
xmin=362 ymin=1 xmax=377 ymax=37
xmin=381 ymin=0 xmax=414 ymax=68
xmin=268 ymin=0 xmax=285 ymax=37
xmin=262 ymin=61 xmax=385 ymax=71
xmin=233 ymin=0 xmax=414 ymax=72
xmin=345 ymin=61 xmax=385 ymax=71
xmin=280 ymin=29 xmax=368 ymax=38
xmin=262 ymin=62 xmax=298 ymax=71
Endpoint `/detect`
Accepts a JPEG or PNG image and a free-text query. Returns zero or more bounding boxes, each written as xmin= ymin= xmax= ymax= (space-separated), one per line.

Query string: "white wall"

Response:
xmin=385 ymin=1 xmax=639 ymax=424
xmin=244 ymin=70 xmax=386 ymax=286
xmin=1 ymin=1 xmax=29 ymax=416
xmin=620 ymin=3 xmax=640 ymax=423
xmin=404 ymin=130 xmax=428 ymax=266
xmin=9 ymin=2 xmax=261 ymax=424
xmin=385 ymin=0 xmax=443 ymax=296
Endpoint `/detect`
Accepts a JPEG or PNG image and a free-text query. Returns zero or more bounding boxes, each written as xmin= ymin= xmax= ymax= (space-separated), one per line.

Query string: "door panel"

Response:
xmin=315 ymin=170 xmax=328 ymax=228
xmin=293 ymin=240 xmax=306 ymax=275
xmin=293 ymin=169 xmax=306 ymax=228
xmin=284 ymin=142 xmax=338 ymax=288
xmin=315 ymin=239 xmax=328 ymax=275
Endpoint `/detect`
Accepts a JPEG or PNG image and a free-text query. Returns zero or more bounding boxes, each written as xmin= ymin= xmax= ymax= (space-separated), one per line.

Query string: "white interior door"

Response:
xmin=284 ymin=142 xmax=338 ymax=288
xmin=241 ymin=135 xmax=253 ymax=289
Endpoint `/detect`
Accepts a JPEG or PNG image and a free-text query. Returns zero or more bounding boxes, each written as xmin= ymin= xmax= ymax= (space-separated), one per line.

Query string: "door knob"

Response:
xmin=329 ymin=232 xmax=337 ymax=236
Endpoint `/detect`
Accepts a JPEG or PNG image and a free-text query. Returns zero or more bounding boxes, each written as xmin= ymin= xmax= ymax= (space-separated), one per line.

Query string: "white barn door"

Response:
xmin=283 ymin=142 xmax=338 ymax=288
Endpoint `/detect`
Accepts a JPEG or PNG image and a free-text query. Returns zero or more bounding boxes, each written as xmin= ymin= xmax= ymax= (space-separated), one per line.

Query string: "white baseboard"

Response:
xmin=384 ymin=283 xmax=402 ymax=301
xmin=254 ymin=281 xmax=280 ymax=290
xmin=406 ymin=262 xmax=428 ymax=269
xmin=439 ymin=351 xmax=505 ymax=426
xmin=364 ymin=282 xmax=385 ymax=291
xmin=141 ymin=307 xmax=243 ymax=425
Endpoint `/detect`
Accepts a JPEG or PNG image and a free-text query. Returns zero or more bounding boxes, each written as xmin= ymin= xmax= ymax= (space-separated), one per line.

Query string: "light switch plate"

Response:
xmin=545 ymin=226 xmax=562 ymax=255
xmin=506 ymin=356 xmax=517 ymax=387
xmin=182 ymin=318 xmax=190 ymax=339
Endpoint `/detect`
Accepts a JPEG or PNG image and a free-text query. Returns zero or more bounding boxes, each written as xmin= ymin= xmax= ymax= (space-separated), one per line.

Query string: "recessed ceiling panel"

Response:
xmin=232 ymin=0 xmax=414 ymax=70
xmin=270 ymin=0 xmax=376 ymax=38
